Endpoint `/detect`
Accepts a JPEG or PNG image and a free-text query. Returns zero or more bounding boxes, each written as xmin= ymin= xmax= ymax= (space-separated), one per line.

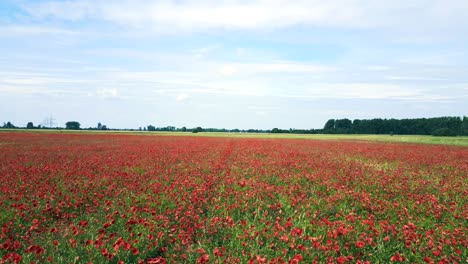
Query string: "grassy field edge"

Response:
xmin=1 ymin=129 xmax=467 ymax=146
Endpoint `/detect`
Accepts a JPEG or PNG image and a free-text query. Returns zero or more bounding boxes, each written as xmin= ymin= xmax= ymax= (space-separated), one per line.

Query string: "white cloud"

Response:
xmin=96 ymin=88 xmax=120 ymax=99
xmin=397 ymin=55 xmax=452 ymax=66
xmin=0 ymin=56 xmax=464 ymax=106
xmin=175 ymin=93 xmax=189 ymax=101
xmin=0 ymin=86 xmax=36 ymax=94
xmin=217 ymin=65 xmax=238 ymax=76
xmin=235 ymin=48 xmax=246 ymax=56
xmin=0 ymin=85 xmax=88 ymax=96
xmin=385 ymin=76 xmax=447 ymax=81
xmin=328 ymin=83 xmax=419 ymax=99
xmin=365 ymin=66 xmax=393 ymax=71
xmin=214 ymin=61 xmax=336 ymax=77
xmin=240 ymin=61 xmax=336 ymax=74
xmin=20 ymin=0 xmax=468 ymax=35
xmin=3 ymin=1 xmax=467 ymax=129
xmin=191 ymin=45 xmax=220 ymax=59
xmin=252 ymin=83 xmax=424 ymax=100
xmin=0 ymin=25 xmax=76 ymax=36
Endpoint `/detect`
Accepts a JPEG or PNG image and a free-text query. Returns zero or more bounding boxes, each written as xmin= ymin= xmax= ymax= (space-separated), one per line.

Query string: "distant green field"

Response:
xmin=166 ymin=132 xmax=468 ymax=146
xmin=1 ymin=129 xmax=467 ymax=146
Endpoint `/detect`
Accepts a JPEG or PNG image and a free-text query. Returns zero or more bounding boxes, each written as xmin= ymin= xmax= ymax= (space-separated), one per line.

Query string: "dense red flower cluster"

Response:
xmin=0 ymin=132 xmax=467 ymax=263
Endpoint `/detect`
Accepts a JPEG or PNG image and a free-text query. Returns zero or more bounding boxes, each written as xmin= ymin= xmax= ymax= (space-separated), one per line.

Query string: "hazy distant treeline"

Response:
xmin=2 ymin=116 xmax=467 ymax=136
xmin=321 ymin=116 xmax=467 ymax=136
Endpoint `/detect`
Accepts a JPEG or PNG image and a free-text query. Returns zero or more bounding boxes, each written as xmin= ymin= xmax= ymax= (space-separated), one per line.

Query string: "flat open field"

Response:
xmin=0 ymin=132 xmax=467 ymax=263
xmin=2 ymin=129 xmax=468 ymax=146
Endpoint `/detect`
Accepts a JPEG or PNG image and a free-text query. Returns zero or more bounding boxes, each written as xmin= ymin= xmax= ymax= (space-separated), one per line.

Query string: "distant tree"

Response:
xmin=271 ymin=128 xmax=280 ymax=133
xmin=147 ymin=125 xmax=156 ymax=131
xmin=462 ymin=116 xmax=468 ymax=136
xmin=65 ymin=121 xmax=81 ymax=130
xmin=352 ymin=119 xmax=363 ymax=134
xmin=101 ymin=125 xmax=107 ymax=130
xmin=97 ymin=122 xmax=102 ymax=130
xmin=192 ymin=127 xmax=203 ymax=133
xmin=335 ymin=119 xmax=352 ymax=133
xmin=181 ymin=126 xmax=187 ymax=132
xmin=26 ymin=122 xmax=34 ymax=129
xmin=324 ymin=119 xmax=335 ymax=130
xmin=432 ymin=128 xmax=457 ymax=137
xmin=323 ymin=116 xmax=464 ymax=135
xmin=3 ymin=122 xmax=15 ymax=129
xmin=143 ymin=127 xmax=147 ymax=131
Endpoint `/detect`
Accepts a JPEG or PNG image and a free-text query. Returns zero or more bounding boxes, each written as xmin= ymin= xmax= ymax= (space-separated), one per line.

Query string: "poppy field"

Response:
xmin=0 ymin=132 xmax=467 ymax=263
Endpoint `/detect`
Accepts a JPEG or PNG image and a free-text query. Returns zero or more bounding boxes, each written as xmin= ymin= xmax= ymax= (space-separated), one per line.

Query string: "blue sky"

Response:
xmin=1 ymin=0 xmax=467 ymax=129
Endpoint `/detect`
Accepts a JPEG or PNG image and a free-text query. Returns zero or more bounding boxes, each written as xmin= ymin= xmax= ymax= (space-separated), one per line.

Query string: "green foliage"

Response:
xmin=65 ymin=121 xmax=81 ymax=130
xmin=192 ymin=127 xmax=203 ymax=133
xmin=3 ymin=116 xmax=466 ymax=137
xmin=335 ymin=118 xmax=352 ymax=133
xmin=2 ymin=122 xmax=16 ymax=129
xmin=324 ymin=119 xmax=335 ymax=130
xmin=26 ymin=122 xmax=34 ymax=129
xmin=325 ymin=116 xmax=466 ymax=136
xmin=431 ymin=128 xmax=457 ymax=137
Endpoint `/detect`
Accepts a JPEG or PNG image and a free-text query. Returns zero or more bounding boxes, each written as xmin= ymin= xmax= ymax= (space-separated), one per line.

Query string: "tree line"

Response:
xmin=321 ymin=116 xmax=467 ymax=136
xmin=1 ymin=121 xmax=108 ymax=131
xmin=1 ymin=116 xmax=467 ymax=136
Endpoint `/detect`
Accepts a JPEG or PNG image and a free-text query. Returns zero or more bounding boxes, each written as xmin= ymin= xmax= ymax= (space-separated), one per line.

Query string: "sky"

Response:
xmin=1 ymin=0 xmax=467 ymax=129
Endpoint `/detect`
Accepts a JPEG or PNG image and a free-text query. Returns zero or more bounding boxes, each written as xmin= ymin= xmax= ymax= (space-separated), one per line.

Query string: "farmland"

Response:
xmin=2 ymin=129 xmax=468 ymax=146
xmin=0 ymin=132 xmax=467 ymax=263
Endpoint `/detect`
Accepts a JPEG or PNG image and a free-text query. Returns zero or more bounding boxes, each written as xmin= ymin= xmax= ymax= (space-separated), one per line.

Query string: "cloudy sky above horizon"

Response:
xmin=1 ymin=0 xmax=467 ymax=129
